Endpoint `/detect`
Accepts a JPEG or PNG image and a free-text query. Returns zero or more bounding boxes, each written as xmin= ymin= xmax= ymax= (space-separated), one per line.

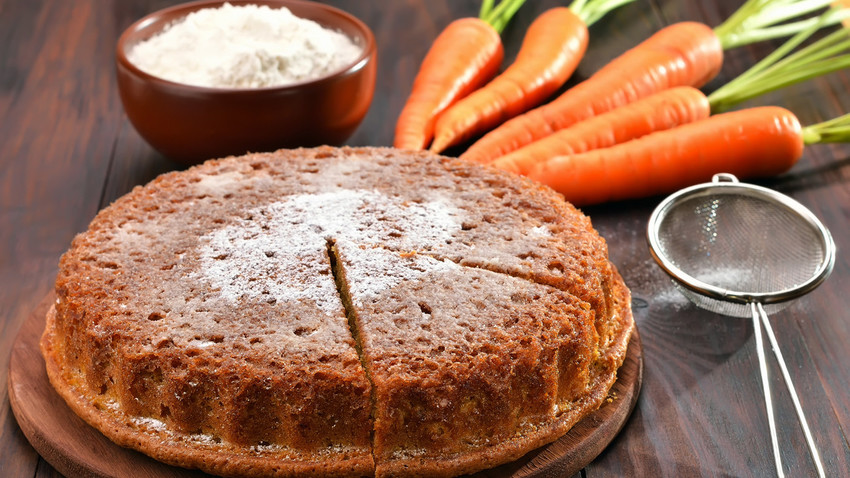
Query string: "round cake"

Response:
xmin=41 ymin=146 xmax=634 ymax=477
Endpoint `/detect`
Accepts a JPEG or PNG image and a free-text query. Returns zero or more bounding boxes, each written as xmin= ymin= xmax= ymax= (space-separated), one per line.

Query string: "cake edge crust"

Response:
xmin=41 ymin=264 xmax=633 ymax=478
xmin=39 ymin=306 xmax=377 ymax=478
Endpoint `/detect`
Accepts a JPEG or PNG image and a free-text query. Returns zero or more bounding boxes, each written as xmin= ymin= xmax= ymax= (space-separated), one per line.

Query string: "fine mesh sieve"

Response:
xmin=647 ymin=173 xmax=836 ymax=478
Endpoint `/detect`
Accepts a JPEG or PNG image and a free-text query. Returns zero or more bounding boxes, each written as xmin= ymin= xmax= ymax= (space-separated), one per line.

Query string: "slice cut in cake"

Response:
xmin=270 ymin=147 xmax=620 ymax=353
xmin=331 ymin=239 xmax=597 ymax=477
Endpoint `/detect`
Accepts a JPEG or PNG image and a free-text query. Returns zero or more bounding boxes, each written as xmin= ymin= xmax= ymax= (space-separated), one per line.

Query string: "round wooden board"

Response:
xmin=9 ymin=293 xmax=643 ymax=478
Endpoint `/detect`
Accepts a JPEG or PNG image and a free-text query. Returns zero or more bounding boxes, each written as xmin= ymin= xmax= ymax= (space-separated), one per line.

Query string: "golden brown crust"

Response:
xmin=42 ymin=146 xmax=634 ymax=478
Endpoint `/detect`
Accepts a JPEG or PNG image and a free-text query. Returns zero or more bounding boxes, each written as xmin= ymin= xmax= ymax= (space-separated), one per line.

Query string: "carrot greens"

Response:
xmin=568 ymin=0 xmax=635 ymax=27
xmin=715 ymin=0 xmax=850 ymax=49
xmin=802 ymin=112 xmax=850 ymax=144
xmin=480 ymin=0 xmax=527 ymax=33
xmin=709 ymin=8 xmax=850 ymax=111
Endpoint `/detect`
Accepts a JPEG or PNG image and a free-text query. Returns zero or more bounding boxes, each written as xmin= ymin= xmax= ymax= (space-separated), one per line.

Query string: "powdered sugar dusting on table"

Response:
xmin=196 ymin=189 xmax=462 ymax=312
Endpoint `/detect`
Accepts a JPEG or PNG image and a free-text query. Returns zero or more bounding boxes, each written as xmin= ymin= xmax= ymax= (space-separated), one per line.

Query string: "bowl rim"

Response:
xmin=115 ymin=0 xmax=376 ymax=93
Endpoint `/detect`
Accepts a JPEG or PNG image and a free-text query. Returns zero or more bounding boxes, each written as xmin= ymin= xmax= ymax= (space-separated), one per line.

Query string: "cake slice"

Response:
xmin=331 ymin=240 xmax=597 ymax=478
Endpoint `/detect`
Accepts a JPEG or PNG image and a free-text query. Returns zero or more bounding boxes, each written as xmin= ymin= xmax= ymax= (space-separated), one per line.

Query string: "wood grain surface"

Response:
xmin=2 ymin=1 xmax=849 ymax=477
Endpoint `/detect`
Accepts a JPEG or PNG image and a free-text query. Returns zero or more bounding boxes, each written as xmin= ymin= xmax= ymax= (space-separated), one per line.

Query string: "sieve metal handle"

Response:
xmin=753 ymin=302 xmax=826 ymax=478
xmin=751 ymin=302 xmax=783 ymax=477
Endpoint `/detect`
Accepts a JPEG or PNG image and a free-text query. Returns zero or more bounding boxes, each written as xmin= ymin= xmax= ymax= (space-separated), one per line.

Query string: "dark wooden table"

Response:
xmin=3 ymin=0 xmax=849 ymax=476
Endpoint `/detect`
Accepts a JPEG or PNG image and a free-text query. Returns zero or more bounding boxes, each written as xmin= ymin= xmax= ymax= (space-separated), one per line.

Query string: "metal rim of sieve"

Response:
xmin=646 ymin=173 xmax=836 ymax=306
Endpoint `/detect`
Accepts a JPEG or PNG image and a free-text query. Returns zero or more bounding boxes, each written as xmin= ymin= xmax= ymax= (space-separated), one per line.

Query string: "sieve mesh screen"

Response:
xmin=656 ymin=193 xmax=826 ymax=294
xmin=649 ymin=181 xmax=834 ymax=318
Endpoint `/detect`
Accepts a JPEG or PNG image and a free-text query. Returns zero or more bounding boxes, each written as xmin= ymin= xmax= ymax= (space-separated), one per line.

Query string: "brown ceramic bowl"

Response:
xmin=116 ymin=0 xmax=376 ymax=165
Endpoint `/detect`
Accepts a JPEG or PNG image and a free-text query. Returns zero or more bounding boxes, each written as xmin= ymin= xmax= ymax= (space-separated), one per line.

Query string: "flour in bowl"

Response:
xmin=128 ymin=3 xmax=363 ymax=88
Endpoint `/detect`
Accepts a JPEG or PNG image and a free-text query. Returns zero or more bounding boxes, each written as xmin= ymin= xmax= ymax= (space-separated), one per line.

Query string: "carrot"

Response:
xmin=491 ymin=8 xmax=850 ymax=175
xmin=526 ymin=106 xmax=805 ymax=206
xmin=393 ymin=1 xmax=525 ymax=150
xmin=429 ymin=0 xmax=634 ymax=154
xmin=393 ymin=18 xmax=502 ymax=150
xmin=461 ymin=0 xmax=849 ymax=164
xmin=492 ymin=86 xmax=710 ymax=175
xmin=428 ymin=8 xmax=586 ymax=153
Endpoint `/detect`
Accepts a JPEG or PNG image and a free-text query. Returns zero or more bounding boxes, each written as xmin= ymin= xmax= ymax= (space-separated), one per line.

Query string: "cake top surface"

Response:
xmin=57 ymin=147 xmax=610 ymax=370
xmin=196 ymin=188 xmax=462 ymax=313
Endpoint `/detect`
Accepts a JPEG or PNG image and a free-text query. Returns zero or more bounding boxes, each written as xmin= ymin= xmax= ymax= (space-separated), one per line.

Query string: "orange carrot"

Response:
xmin=429 ymin=0 xmax=638 ymax=154
xmin=461 ymin=0 xmax=849 ymax=164
xmin=489 ymin=8 xmax=850 ymax=177
xmin=393 ymin=17 xmax=504 ymax=150
xmin=428 ymin=7 xmax=589 ymax=153
xmin=491 ymin=86 xmax=711 ymax=174
xmin=526 ymin=106 xmax=804 ymax=206
xmin=460 ymin=21 xmax=724 ymax=164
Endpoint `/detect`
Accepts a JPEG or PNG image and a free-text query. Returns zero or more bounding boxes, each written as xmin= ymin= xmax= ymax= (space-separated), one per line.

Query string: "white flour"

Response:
xmin=195 ymin=189 xmax=462 ymax=313
xmin=128 ymin=3 xmax=362 ymax=88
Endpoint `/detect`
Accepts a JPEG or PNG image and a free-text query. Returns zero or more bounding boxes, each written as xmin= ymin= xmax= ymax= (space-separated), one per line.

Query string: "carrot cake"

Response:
xmin=41 ymin=146 xmax=634 ymax=478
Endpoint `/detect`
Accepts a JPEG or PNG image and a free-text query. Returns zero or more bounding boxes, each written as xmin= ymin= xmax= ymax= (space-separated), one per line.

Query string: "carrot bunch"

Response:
xmin=428 ymin=0 xmax=635 ymax=153
xmin=394 ymin=0 xmax=634 ymax=152
xmin=393 ymin=0 xmax=525 ymax=150
xmin=522 ymin=8 xmax=850 ymax=206
xmin=495 ymin=7 xmax=850 ymax=176
xmin=462 ymin=0 xmax=850 ymax=165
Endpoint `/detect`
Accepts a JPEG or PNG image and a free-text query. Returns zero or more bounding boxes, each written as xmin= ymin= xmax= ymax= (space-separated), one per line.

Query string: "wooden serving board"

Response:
xmin=9 ymin=293 xmax=643 ymax=478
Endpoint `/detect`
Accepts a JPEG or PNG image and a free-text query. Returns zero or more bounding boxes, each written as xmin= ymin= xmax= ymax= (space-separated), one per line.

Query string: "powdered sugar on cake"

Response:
xmin=194 ymin=169 xmax=260 ymax=196
xmin=336 ymin=240 xmax=459 ymax=303
xmin=196 ymin=189 xmax=462 ymax=312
